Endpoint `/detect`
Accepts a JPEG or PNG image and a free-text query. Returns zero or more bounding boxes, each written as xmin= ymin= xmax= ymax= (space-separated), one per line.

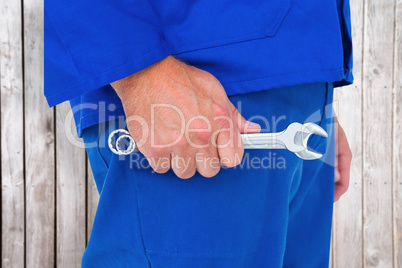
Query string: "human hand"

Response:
xmin=334 ymin=116 xmax=352 ymax=201
xmin=111 ymin=55 xmax=261 ymax=179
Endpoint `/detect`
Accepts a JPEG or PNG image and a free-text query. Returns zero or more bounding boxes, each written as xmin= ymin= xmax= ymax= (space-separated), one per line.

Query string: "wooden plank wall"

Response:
xmin=393 ymin=2 xmax=402 ymax=267
xmin=1 ymin=0 xmax=99 ymax=267
xmin=332 ymin=0 xmax=364 ymax=265
xmin=0 ymin=0 xmax=400 ymax=267
xmin=333 ymin=0 xmax=401 ymax=268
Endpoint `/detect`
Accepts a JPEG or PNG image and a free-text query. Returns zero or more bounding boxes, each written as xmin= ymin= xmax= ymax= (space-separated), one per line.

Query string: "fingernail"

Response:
xmin=247 ymin=121 xmax=261 ymax=129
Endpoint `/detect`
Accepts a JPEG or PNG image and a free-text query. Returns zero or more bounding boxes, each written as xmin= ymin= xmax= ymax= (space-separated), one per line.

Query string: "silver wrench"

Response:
xmin=241 ymin=122 xmax=328 ymax=160
xmin=108 ymin=122 xmax=327 ymax=160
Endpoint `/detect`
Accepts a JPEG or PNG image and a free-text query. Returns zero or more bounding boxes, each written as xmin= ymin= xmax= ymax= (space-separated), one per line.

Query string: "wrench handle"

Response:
xmin=109 ymin=130 xmax=289 ymax=154
xmin=241 ymin=132 xmax=286 ymax=149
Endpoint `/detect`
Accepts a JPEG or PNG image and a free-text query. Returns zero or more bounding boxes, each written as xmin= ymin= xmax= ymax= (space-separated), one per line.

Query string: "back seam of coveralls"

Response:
xmin=129 ymin=165 xmax=153 ymax=267
xmin=287 ymin=82 xmax=331 ymax=208
xmin=97 ymin=121 xmax=110 ymax=169
xmin=93 ymin=121 xmax=113 ymax=196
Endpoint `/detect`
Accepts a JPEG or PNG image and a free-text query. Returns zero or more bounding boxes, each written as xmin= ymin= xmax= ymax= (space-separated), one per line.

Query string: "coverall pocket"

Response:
xmin=163 ymin=0 xmax=292 ymax=53
xmin=82 ymin=82 xmax=333 ymax=266
xmin=129 ymin=161 xmax=291 ymax=264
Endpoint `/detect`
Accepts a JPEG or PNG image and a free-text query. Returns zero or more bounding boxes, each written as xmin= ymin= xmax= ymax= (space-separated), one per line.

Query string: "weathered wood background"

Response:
xmin=0 ymin=0 xmax=400 ymax=267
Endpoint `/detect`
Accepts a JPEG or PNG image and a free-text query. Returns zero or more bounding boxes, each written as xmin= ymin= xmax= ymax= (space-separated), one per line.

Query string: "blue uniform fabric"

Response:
xmin=82 ymin=82 xmax=335 ymax=267
xmin=45 ymin=0 xmax=353 ymax=137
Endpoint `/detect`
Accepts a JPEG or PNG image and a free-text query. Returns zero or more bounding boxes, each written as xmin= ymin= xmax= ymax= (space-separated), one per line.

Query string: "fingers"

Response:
xmin=334 ymin=119 xmax=352 ymax=202
xmin=142 ymin=147 xmax=171 ymax=174
xmin=187 ymin=119 xmax=220 ymax=178
xmin=334 ymin=150 xmax=352 ymax=201
xmin=171 ymin=153 xmax=197 ymax=179
xmin=139 ymin=101 xmax=254 ymax=178
xmin=117 ymin=57 xmax=256 ymax=180
xmin=228 ymin=100 xmax=261 ymax=134
xmin=195 ymin=147 xmax=221 ymax=178
xmin=213 ymin=100 xmax=261 ymax=168
xmin=213 ymin=111 xmax=244 ymax=168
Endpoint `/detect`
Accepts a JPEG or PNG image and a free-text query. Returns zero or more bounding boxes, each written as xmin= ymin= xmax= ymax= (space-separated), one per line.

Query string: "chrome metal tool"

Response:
xmin=241 ymin=122 xmax=327 ymax=160
xmin=108 ymin=122 xmax=328 ymax=160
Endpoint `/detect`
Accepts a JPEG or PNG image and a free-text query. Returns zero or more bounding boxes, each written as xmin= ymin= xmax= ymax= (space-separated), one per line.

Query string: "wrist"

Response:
xmin=111 ymin=55 xmax=177 ymax=99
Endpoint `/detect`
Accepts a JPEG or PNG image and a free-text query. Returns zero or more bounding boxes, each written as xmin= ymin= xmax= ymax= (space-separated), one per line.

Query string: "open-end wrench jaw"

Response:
xmin=241 ymin=122 xmax=328 ymax=160
xmin=284 ymin=122 xmax=328 ymax=160
xmin=108 ymin=122 xmax=329 ymax=160
xmin=291 ymin=122 xmax=328 ymax=159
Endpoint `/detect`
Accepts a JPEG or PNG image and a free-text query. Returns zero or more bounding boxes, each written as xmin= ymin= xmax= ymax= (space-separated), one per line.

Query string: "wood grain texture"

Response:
xmin=23 ymin=0 xmax=56 ymax=266
xmin=1 ymin=0 xmax=402 ymax=267
xmin=333 ymin=0 xmax=364 ymax=266
xmin=56 ymin=102 xmax=86 ymax=267
xmin=393 ymin=0 xmax=402 ymax=266
xmin=0 ymin=0 xmax=25 ymax=267
xmin=362 ymin=0 xmax=395 ymax=267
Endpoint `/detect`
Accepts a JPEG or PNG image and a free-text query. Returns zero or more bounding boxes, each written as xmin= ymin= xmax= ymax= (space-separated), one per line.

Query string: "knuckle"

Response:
xmin=187 ymin=120 xmax=212 ymax=144
xmin=213 ymin=104 xmax=230 ymax=118
xmin=148 ymin=147 xmax=167 ymax=158
xmin=215 ymin=118 xmax=231 ymax=129
xmin=197 ymin=68 xmax=216 ymax=82
xmin=193 ymin=130 xmax=212 ymax=144
xmin=189 ymin=119 xmax=208 ymax=130
xmin=175 ymin=138 xmax=188 ymax=151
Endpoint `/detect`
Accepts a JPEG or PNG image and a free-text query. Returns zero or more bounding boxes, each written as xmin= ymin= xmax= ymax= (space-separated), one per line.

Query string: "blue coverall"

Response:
xmin=81 ymin=82 xmax=335 ymax=267
xmin=44 ymin=0 xmax=353 ymax=266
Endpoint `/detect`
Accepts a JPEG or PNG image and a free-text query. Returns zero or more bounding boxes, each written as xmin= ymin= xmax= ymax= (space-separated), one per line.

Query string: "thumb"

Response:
xmin=228 ymin=101 xmax=261 ymax=134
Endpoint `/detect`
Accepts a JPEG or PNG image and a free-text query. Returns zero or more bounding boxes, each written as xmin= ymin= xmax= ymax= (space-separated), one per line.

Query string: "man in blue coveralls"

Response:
xmin=45 ymin=0 xmax=353 ymax=267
